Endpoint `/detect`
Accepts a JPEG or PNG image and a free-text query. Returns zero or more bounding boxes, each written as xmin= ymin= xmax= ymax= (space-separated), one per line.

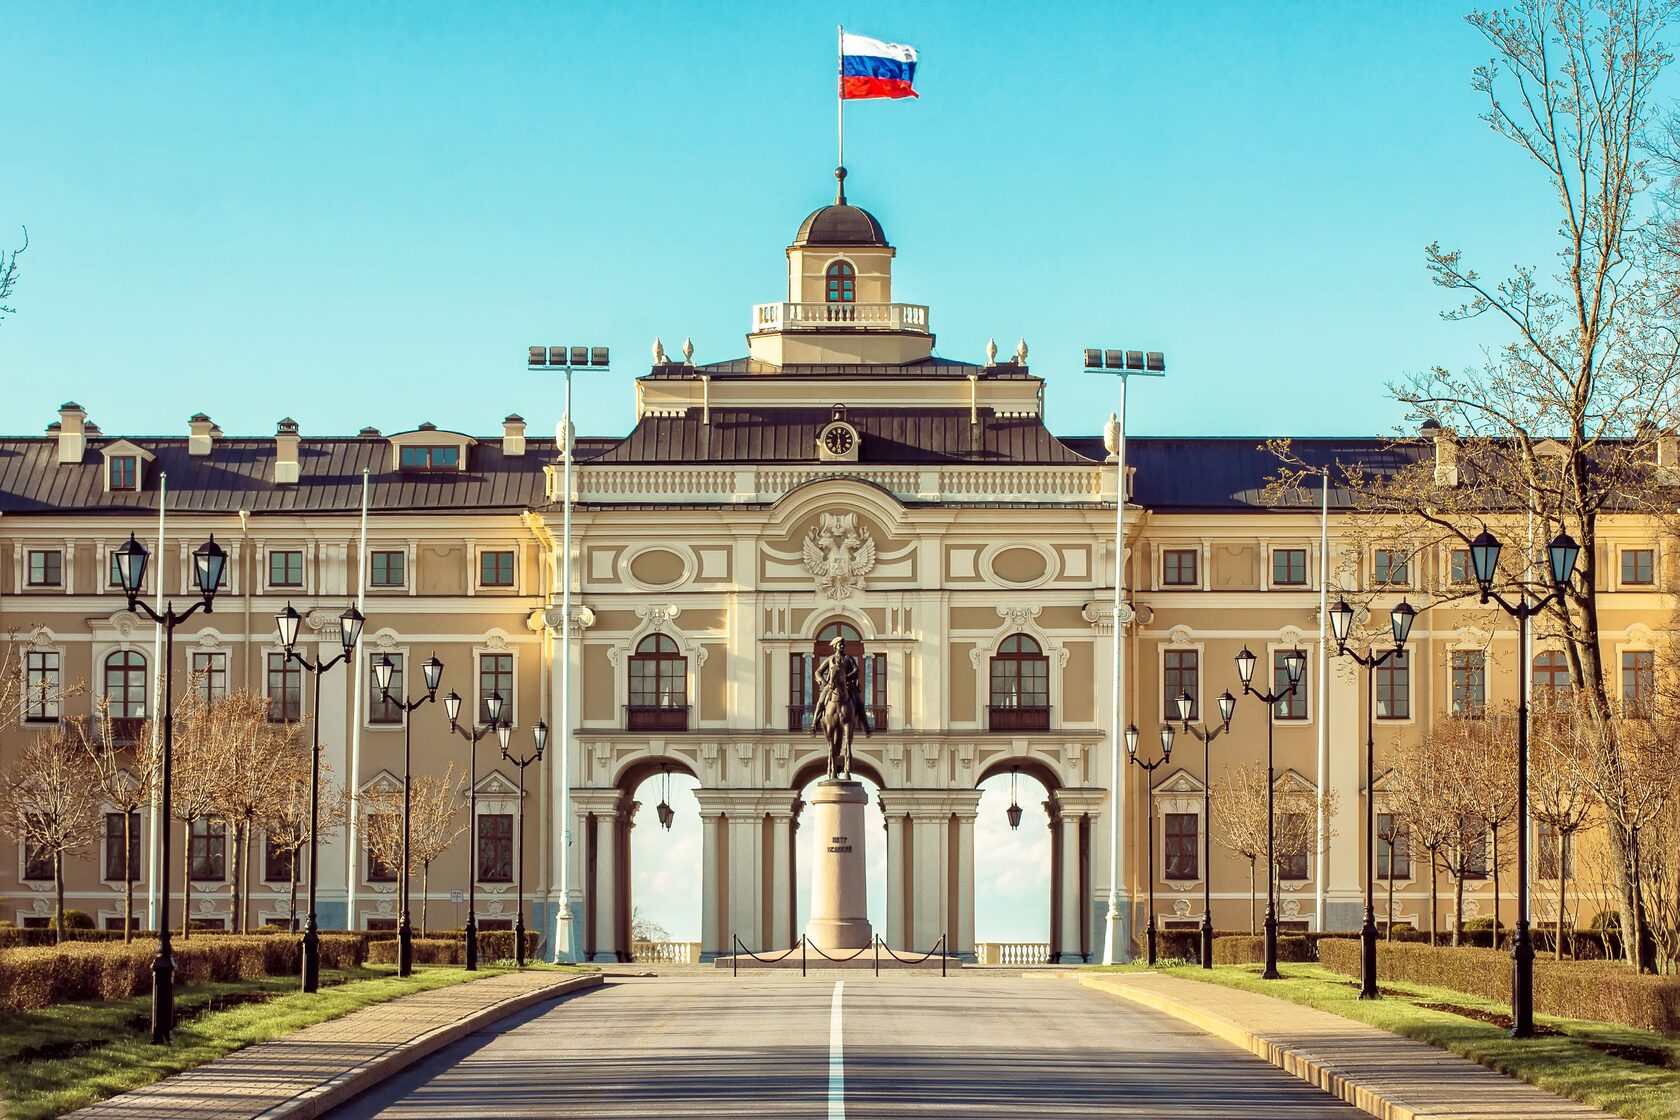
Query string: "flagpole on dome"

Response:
xmin=837 ymin=23 xmax=845 ymax=184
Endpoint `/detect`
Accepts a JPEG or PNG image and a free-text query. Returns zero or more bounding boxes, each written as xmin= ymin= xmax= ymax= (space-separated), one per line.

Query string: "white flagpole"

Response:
xmin=146 ymin=475 xmax=167 ymax=930
xmin=344 ymin=471 xmax=370 ymax=928
xmin=554 ymin=376 xmax=576 ymax=961
xmin=1315 ymin=470 xmax=1329 ymax=930
xmin=837 ymin=24 xmax=845 ymax=172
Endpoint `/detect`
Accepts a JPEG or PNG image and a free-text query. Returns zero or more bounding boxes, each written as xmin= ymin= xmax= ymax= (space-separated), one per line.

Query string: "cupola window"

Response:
xmin=825 ymin=261 xmax=855 ymax=303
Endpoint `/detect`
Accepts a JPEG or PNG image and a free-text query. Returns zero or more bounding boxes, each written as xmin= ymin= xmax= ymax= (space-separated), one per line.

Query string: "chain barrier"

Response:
xmin=727 ymin=932 xmax=954 ymax=977
xmin=730 ymin=934 xmax=805 ymax=977
xmin=875 ymin=934 xmax=950 ymax=977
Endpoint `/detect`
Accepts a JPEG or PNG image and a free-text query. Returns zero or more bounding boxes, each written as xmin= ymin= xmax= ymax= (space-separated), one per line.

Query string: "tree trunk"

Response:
xmin=1556 ymin=831 xmax=1569 ymax=961
xmin=288 ymin=850 xmax=300 ymax=931
xmin=1247 ymin=858 xmax=1257 ymax=934
xmin=123 ymin=815 xmax=135 ymax=943
xmin=1452 ymin=874 xmax=1465 ymax=947
xmin=53 ymin=851 xmax=66 ymax=945
xmin=1428 ymin=851 xmax=1439 ymax=946
xmin=1626 ymin=827 xmax=1658 ymax=972
xmin=420 ymin=862 xmax=430 ymax=937
xmin=231 ymin=821 xmax=246 ymax=935
xmin=1490 ymin=823 xmax=1500 ymax=950
xmin=181 ymin=817 xmax=192 ymax=940
xmin=1386 ymin=870 xmax=1395 ymax=941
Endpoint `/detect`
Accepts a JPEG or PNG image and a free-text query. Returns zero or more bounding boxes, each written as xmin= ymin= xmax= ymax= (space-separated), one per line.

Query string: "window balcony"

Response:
xmin=752 ymin=302 xmax=930 ymax=334
xmin=626 ymin=704 xmax=689 ymax=732
xmin=102 ymin=717 xmax=147 ymax=746
xmin=987 ymin=705 xmax=1051 ymax=732
xmin=787 ymin=704 xmax=889 ymax=734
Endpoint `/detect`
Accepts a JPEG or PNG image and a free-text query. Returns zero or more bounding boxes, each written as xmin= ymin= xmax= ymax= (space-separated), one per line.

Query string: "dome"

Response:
xmin=792 ymin=167 xmax=888 ymax=247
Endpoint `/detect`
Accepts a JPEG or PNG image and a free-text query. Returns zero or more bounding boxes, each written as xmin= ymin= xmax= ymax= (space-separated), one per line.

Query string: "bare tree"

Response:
xmin=0 ymin=226 xmax=23 ymax=324
xmin=1212 ymin=763 xmax=1271 ymax=934
xmin=1270 ymin=0 xmax=1680 ymax=971
xmin=259 ymin=728 xmax=347 ymax=931
xmin=203 ymin=691 xmax=292 ymax=933
xmin=0 ymin=727 xmax=99 ymax=940
xmin=1389 ymin=736 xmax=1458 ymax=945
xmin=360 ymin=764 xmax=468 ymax=936
xmin=1529 ymin=688 xmax=1599 ymax=957
xmin=1375 ymin=805 xmax=1409 ymax=938
xmin=77 ymin=698 xmax=159 ymax=942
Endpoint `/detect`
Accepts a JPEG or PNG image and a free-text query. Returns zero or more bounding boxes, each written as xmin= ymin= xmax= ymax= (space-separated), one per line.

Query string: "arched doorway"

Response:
xmin=588 ymin=756 xmax=701 ymax=963
xmin=974 ymin=765 xmax=1053 ymax=954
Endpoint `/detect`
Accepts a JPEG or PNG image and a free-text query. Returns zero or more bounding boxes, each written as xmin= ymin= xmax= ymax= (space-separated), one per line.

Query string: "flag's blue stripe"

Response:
xmin=841 ymin=55 xmax=915 ymax=84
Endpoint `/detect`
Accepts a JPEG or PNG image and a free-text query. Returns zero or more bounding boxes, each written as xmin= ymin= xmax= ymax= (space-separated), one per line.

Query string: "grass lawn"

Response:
xmin=1140 ymin=961 xmax=1679 ymax=1120
xmin=0 ymin=960 xmax=587 ymax=1120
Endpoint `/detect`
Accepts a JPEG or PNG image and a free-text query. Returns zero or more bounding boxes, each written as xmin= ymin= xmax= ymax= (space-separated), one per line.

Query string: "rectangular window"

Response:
xmin=1458 ymin=819 xmax=1487 ymax=879
xmin=1272 ymin=651 xmax=1307 ymax=720
xmin=1450 ymin=651 xmax=1486 ymax=717
xmin=22 ymin=822 xmax=53 ymax=881
xmin=370 ymin=549 xmax=406 ymax=588
xmin=1374 ymin=549 xmax=1410 ymax=586
xmin=479 ymin=550 xmax=515 ymax=588
xmin=191 ymin=651 xmax=228 ymax=703
xmin=398 ymin=445 xmax=460 ymax=470
xmin=267 ymin=652 xmax=302 ymax=722
xmin=188 ymin=818 xmax=226 ymax=882
xmin=264 ymin=835 xmax=294 ymax=883
xmin=479 ymin=652 xmax=513 ymax=724
xmin=1622 ymin=650 xmax=1655 ymax=717
xmin=25 ymin=549 xmax=63 ymax=587
xmin=1537 ymin=823 xmax=1573 ymax=880
xmin=1448 ymin=548 xmax=1472 ymax=585
xmin=1163 ymin=649 xmax=1199 ymax=721
xmin=1164 ymin=813 xmax=1199 ymax=880
xmin=1162 ymin=548 xmax=1199 ymax=587
xmin=104 ymin=811 xmax=141 ymax=882
xmin=268 ymin=549 xmax=303 ymax=588
xmin=1621 ymin=548 xmax=1655 ymax=586
xmin=1271 ymin=548 xmax=1307 ymax=587
xmin=370 ymin=653 xmax=404 ymax=724
xmin=109 ymin=456 xmax=137 ymax=491
xmin=24 ymin=651 xmax=61 ymax=722
xmin=1278 ymin=813 xmax=1309 ymax=880
xmin=1376 ymin=813 xmax=1411 ymax=879
xmin=477 ymin=813 xmax=513 ymax=882
xmin=1375 ymin=650 xmax=1410 ymax=719
xmin=366 ymin=814 xmax=396 ymax=882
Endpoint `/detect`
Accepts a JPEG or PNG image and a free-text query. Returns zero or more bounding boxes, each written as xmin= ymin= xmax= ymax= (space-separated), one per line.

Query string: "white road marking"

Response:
xmin=828 ymin=980 xmax=845 ymax=1120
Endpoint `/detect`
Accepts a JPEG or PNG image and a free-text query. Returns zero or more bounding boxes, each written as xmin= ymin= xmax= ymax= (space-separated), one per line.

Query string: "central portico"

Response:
xmin=534 ymin=171 xmax=1126 ymax=963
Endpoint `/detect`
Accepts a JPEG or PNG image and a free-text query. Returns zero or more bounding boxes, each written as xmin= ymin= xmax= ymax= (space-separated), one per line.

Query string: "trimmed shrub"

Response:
xmin=50 ymin=910 xmax=97 ymax=931
xmin=476 ymin=930 xmax=542 ymax=962
xmin=318 ymin=934 xmax=370 ymax=970
xmin=1153 ymin=929 xmax=1204 ymax=961
xmin=367 ymin=938 xmax=463 ymax=966
xmin=1316 ymin=937 xmax=1680 ymax=1033
xmin=1212 ymin=935 xmax=1311 ymax=965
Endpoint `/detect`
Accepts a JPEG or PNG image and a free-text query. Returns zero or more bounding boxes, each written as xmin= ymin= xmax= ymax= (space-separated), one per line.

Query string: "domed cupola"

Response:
xmin=793 ymin=168 xmax=888 ymax=247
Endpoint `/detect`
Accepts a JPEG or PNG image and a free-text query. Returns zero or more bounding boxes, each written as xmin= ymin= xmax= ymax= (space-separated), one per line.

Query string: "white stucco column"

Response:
xmin=1055 ymin=803 xmax=1083 ymax=962
xmin=592 ymin=810 xmax=619 ymax=962
xmin=955 ymin=808 xmax=977 ymax=959
xmin=699 ymin=807 xmax=724 ymax=960
xmin=885 ymin=809 xmax=907 ymax=947
xmin=728 ymin=812 xmax=763 ymax=949
xmin=1326 ymin=654 xmax=1363 ymax=929
xmin=768 ymin=805 xmax=794 ymax=948
xmin=910 ymin=809 xmax=949 ymax=950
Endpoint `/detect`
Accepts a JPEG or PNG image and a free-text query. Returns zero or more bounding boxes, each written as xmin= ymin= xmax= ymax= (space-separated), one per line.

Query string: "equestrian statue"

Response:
xmin=811 ymin=635 xmax=872 ymax=780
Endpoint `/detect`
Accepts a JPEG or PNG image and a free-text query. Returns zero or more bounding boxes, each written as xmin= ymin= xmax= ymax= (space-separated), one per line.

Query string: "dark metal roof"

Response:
xmin=793 ymin=203 xmax=888 ymax=248
xmin=585 ymin=408 xmax=1099 ymax=466
xmin=646 ymin=357 xmax=1033 ymax=379
xmin=1120 ymin=437 xmax=1428 ymax=511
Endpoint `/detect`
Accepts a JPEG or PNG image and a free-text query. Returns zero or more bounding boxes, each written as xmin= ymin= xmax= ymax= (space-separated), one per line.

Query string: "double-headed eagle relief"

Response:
xmin=801 ymin=512 xmax=877 ymax=600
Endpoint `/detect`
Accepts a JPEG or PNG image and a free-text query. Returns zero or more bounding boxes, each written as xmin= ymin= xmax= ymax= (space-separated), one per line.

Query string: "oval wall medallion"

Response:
xmin=985 ymin=544 xmax=1053 ymax=587
xmin=626 ymin=547 xmax=689 ymax=589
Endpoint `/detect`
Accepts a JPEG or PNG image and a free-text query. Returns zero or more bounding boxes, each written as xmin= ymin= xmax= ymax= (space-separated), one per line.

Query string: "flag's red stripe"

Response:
xmin=841 ymin=75 xmax=918 ymax=100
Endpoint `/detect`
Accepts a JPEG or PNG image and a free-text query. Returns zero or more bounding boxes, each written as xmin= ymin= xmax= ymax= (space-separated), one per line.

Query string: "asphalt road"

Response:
xmin=325 ymin=972 xmax=1361 ymax=1119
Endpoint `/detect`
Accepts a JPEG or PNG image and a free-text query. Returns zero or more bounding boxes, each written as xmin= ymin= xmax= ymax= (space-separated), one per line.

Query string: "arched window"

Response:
xmin=989 ymin=634 xmax=1050 ymax=731
xmin=825 ymin=260 xmax=855 ymax=303
xmin=104 ymin=651 xmax=147 ymax=719
xmin=790 ymin=620 xmax=886 ymax=731
xmin=628 ymin=634 xmax=687 ymax=731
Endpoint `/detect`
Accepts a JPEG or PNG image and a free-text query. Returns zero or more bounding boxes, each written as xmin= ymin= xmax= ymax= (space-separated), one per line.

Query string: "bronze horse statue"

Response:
xmin=811 ymin=636 xmax=872 ymax=780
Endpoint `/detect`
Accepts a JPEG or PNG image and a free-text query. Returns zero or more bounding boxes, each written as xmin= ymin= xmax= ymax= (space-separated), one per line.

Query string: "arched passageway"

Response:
xmin=627 ymin=764 xmax=701 ymax=948
xmin=973 ymin=766 xmax=1053 ymax=947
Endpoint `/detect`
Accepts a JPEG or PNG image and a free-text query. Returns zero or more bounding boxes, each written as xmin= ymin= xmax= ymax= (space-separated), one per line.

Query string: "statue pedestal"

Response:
xmin=803 ymin=779 xmax=873 ymax=951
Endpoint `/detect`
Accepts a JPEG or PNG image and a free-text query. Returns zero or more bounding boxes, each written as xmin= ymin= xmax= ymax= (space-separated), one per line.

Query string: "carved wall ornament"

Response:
xmin=1279 ymin=626 xmax=1304 ymax=647
xmin=1167 ymin=625 xmax=1195 ymax=647
xmin=540 ymin=603 xmax=595 ymax=635
xmin=1173 ymin=898 xmax=1192 ymax=917
xmin=802 ymin=512 xmax=877 ymax=600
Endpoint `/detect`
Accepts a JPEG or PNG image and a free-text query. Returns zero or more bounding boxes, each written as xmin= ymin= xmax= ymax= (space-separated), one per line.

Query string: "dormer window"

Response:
xmin=825 ymin=260 xmax=855 ymax=303
xmin=98 ymin=440 xmax=155 ymax=493
xmin=110 ymin=456 xmax=138 ymax=490
xmin=399 ymin=445 xmax=460 ymax=471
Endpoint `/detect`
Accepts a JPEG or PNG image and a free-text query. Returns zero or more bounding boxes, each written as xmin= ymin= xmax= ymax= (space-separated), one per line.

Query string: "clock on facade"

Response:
xmin=817 ymin=420 xmax=861 ymax=462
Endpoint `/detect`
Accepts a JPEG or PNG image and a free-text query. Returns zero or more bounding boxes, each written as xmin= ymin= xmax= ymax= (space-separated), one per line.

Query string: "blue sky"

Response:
xmin=3 ymin=2 xmax=1586 ymax=942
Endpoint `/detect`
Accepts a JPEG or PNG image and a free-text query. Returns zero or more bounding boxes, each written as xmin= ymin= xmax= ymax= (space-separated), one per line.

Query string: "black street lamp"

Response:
xmin=1235 ymin=644 xmax=1307 ymax=979
xmin=1327 ymin=596 xmax=1415 ymax=1000
xmin=655 ymin=763 xmax=676 ymax=831
xmin=1005 ymin=766 xmax=1024 ymax=832
xmin=444 ymin=688 xmax=504 ymax=971
xmin=500 ymin=719 xmax=546 ymax=967
xmin=1468 ymin=527 xmax=1579 ymax=1038
xmin=114 ymin=531 xmax=225 ymax=1044
xmin=278 ymin=601 xmax=365 ymax=993
xmin=1126 ymin=723 xmax=1174 ymax=967
xmin=373 ymin=652 xmax=443 ymax=978
xmin=1176 ymin=689 xmax=1236 ymax=969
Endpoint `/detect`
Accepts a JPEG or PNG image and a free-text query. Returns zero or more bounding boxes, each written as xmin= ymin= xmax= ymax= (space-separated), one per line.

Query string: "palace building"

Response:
xmin=0 ymin=173 xmax=1660 ymax=960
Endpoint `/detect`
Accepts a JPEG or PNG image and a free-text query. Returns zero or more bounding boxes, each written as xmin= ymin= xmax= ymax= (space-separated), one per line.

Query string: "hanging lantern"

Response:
xmin=656 ymin=763 xmax=675 ymax=831
xmin=1006 ymin=766 xmax=1024 ymax=831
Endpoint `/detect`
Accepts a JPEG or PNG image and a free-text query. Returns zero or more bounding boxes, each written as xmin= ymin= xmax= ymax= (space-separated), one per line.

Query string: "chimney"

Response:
xmin=57 ymin=402 xmax=87 ymax=464
xmin=1658 ymin=428 xmax=1680 ymax=487
xmin=274 ymin=418 xmax=301 ymax=485
xmin=502 ymin=413 xmax=527 ymax=457
xmin=188 ymin=413 xmax=220 ymax=456
xmin=1427 ymin=420 xmax=1460 ymax=487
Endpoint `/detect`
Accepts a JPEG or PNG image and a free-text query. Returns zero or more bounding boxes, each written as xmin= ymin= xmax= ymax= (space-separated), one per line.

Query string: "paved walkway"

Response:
xmin=64 ymin=970 xmax=603 ymax=1120
xmin=1081 ymin=973 xmax=1619 ymax=1120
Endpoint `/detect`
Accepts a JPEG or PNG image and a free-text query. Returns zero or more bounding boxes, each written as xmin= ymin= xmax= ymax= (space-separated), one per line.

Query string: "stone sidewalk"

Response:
xmin=1081 ymin=972 xmax=1619 ymax=1120
xmin=64 ymin=970 xmax=604 ymax=1120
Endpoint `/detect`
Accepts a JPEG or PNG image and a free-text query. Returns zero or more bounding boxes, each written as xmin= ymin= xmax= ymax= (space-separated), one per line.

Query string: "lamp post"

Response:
xmin=1468 ymin=527 xmax=1579 ymax=1038
xmin=1235 ymin=644 xmax=1307 ymax=979
xmin=277 ymin=601 xmax=365 ymax=993
xmin=500 ymin=719 xmax=547 ymax=967
xmin=1176 ymin=689 xmax=1236 ymax=969
xmin=1087 ymin=345 xmax=1167 ymax=966
xmin=373 ymin=652 xmax=443 ymax=978
xmin=529 ymin=344 xmax=610 ymax=963
xmin=1126 ymin=723 xmax=1174 ymax=967
xmin=444 ymin=688 xmax=504 ymax=971
xmin=113 ymin=532 xmax=225 ymax=1044
xmin=1005 ymin=766 xmax=1024 ymax=831
xmin=1327 ymin=597 xmax=1416 ymax=1000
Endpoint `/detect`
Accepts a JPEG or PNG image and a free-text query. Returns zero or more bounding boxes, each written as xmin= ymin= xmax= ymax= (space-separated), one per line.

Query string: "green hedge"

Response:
xmin=1212 ymin=935 xmax=1312 ymax=965
xmin=0 ymin=933 xmax=370 ymax=1011
xmin=1316 ymin=937 xmax=1680 ymax=1034
xmin=363 ymin=931 xmax=541 ymax=966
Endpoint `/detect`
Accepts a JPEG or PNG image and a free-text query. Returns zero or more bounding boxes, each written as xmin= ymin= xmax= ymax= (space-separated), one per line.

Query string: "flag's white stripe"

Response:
xmin=828 ymin=980 xmax=845 ymax=1120
xmin=841 ymin=33 xmax=916 ymax=63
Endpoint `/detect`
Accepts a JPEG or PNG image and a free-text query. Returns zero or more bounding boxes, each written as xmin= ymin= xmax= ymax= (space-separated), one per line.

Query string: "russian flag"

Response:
xmin=841 ymin=33 xmax=918 ymax=100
